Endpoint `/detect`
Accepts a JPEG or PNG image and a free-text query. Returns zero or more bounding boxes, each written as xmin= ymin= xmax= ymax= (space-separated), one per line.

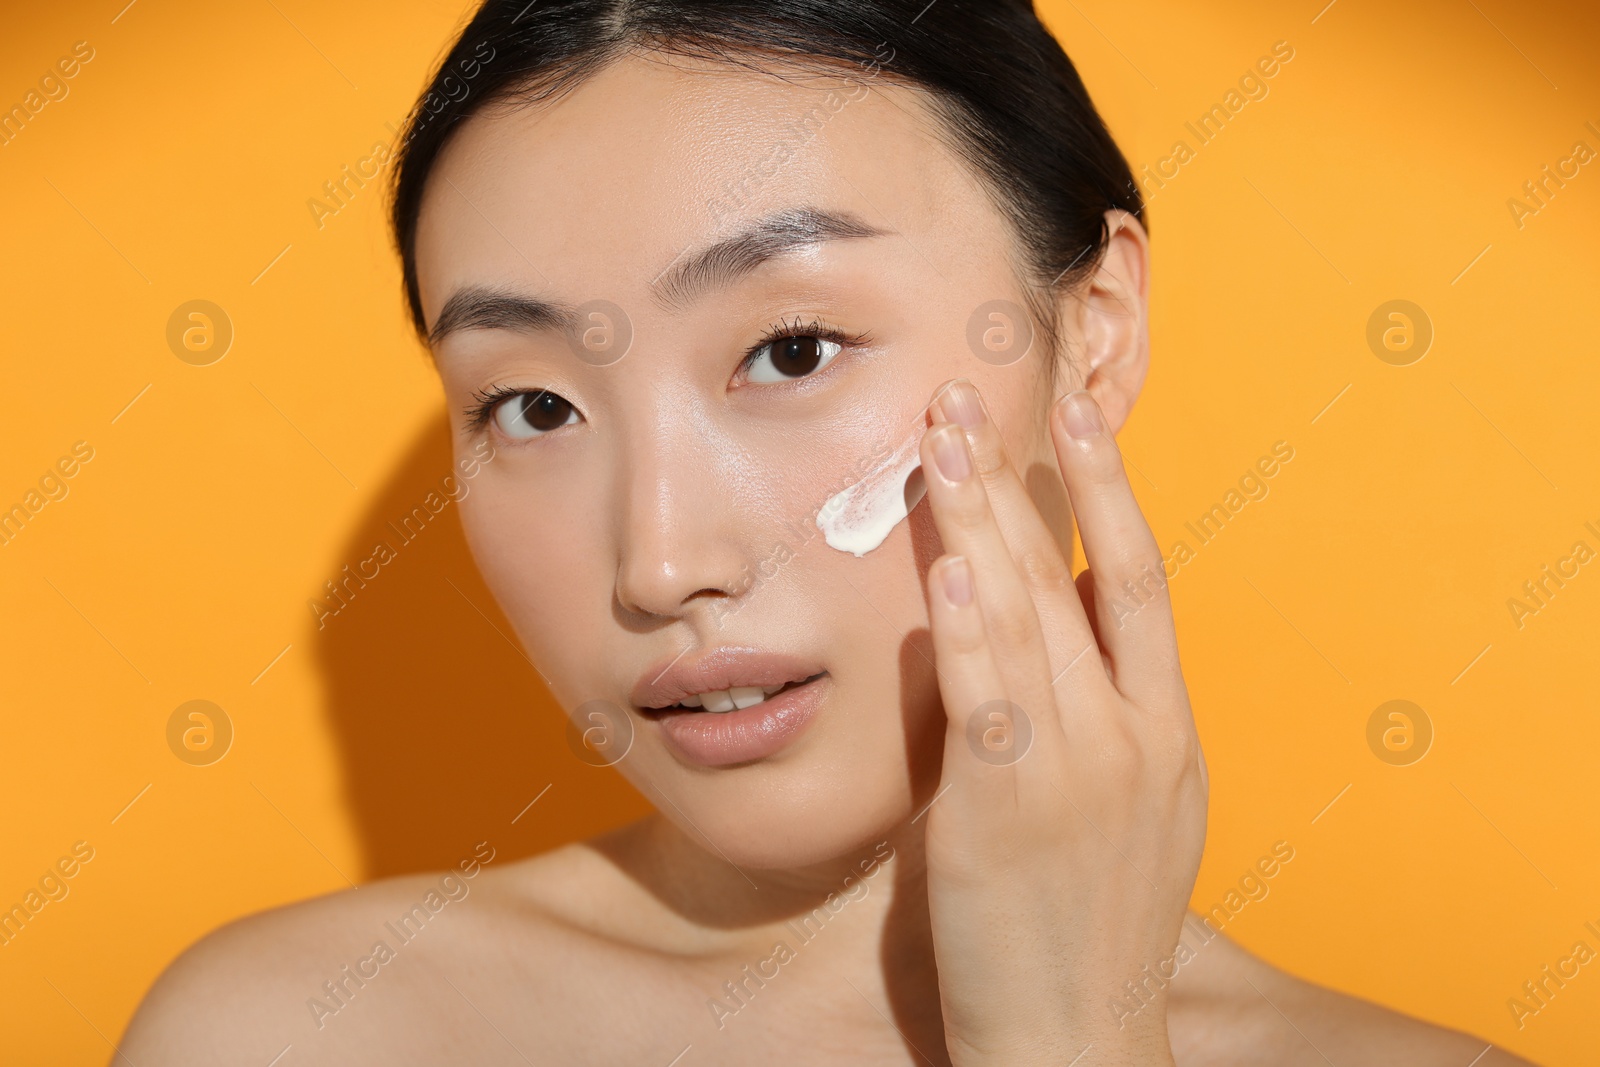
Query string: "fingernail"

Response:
xmin=933 ymin=424 xmax=972 ymax=482
xmin=942 ymin=556 xmax=973 ymax=606
xmin=1060 ymin=391 xmax=1102 ymax=439
xmin=938 ymin=379 xmax=986 ymax=429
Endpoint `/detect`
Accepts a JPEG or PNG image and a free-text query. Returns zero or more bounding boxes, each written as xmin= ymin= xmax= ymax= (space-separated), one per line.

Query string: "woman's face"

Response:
xmin=413 ymin=52 xmax=1112 ymax=870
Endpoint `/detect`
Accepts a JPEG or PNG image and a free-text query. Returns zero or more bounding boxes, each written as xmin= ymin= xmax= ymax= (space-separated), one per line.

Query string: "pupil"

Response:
xmin=518 ymin=391 xmax=570 ymax=431
xmin=772 ymin=336 xmax=822 ymax=377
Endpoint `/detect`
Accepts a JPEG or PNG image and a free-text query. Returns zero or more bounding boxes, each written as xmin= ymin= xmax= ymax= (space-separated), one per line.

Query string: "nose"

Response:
xmin=612 ymin=413 xmax=751 ymax=622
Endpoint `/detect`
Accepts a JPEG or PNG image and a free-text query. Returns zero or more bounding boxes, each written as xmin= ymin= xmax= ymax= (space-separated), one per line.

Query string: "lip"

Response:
xmin=630 ymin=645 xmax=829 ymax=768
xmin=646 ymin=673 xmax=830 ymax=767
xmin=631 ymin=645 xmax=826 ymax=710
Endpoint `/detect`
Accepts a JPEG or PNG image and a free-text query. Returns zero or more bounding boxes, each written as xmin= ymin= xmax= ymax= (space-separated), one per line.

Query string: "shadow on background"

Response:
xmin=313 ymin=415 xmax=653 ymax=879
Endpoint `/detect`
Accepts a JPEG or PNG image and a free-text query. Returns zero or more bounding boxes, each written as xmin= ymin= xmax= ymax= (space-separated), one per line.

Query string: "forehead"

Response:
xmin=412 ymin=51 xmax=1011 ymax=324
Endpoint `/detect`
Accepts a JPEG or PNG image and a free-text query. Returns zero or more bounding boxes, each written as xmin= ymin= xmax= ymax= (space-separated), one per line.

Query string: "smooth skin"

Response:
xmin=120 ymin=50 xmax=1536 ymax=1066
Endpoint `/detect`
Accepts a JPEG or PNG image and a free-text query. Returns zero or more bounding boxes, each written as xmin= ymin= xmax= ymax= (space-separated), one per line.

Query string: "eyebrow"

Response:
xmin=652 ymin=206 xmax=889 ymax=310
xmin=427 ymin=206 xmax=889 ymax=348
xmin=428 ymin=286 xmax=580 ymax=349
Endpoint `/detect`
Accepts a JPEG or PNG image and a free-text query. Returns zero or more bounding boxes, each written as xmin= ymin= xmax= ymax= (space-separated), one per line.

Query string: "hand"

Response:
xmin=917 ymin=379 xmax=1207 ymax=1066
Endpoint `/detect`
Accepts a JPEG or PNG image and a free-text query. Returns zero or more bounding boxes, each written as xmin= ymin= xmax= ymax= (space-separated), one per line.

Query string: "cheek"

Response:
xmin=979 ymin=372 xmax=1072 ymax=558
xmin=897 ymin=499 xmax=950 ymax=754
xmin=984 ymin=368 xmax=1053 ymax=454
xmin=801 ymin=473 xmax=945 ymax=735
xmin=905 ymin=485 xmax=944 ymax=592
xmin=456 ymin=477 xmax=600 ymax=665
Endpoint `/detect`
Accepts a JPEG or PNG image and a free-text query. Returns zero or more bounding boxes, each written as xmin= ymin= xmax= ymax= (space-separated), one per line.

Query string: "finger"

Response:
xmin=925 ymin=554 xmax=1026 ymax=817
xmin=1051 ymin=390 xmax=1181 ymax=701
xmin=920 ymin=420 xmax=1083 ymax=728
xmin=931 ymin=379 xmax=1101 ymax=687
xmin=1072 ymin=570 xmax=1113 ymax=685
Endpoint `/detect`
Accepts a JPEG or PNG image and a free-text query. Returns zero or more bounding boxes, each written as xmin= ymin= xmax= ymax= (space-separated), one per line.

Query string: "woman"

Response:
xmin=122 ymin=1 xmax=1533 ymax=1063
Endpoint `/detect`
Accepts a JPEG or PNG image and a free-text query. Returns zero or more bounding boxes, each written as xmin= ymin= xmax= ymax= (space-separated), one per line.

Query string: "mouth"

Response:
xmin=642 ymin=670 xmax=832 ymax=767
xmin=630 ymin=647 xmax=832 ymax=765
xmin=641 ymin=671 xmax=828 ymax=716
xmin=630 ymin=645 xmax=828 ymax=713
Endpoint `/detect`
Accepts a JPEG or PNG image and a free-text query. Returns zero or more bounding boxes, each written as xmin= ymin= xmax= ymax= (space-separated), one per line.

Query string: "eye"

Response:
xmin=740 ymin=317 xmax=862 ymax=385
xmin=468 ymin=387 xmax=580 ymax=439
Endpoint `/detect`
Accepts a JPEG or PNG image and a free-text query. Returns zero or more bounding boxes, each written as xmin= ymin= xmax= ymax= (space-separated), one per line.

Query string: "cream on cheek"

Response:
xmin=815 ymin=422 xmax=927 ymax=558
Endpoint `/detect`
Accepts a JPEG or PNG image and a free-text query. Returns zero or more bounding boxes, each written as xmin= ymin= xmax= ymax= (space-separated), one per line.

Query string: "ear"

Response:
xmin=1057 ymin=209 xmax=1149 ymax=434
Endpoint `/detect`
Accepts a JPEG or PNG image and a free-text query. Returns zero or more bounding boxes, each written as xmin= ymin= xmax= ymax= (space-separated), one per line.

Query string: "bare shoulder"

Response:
xmin=118 ymin=840 xmax=619 ymax=1066
xmin=1169 ymin=919 xmax=1538 ymax=1067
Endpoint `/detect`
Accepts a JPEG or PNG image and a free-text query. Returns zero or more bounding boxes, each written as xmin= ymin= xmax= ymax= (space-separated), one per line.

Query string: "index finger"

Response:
xmin=930 ymin=378 xmax=1103 ymax=694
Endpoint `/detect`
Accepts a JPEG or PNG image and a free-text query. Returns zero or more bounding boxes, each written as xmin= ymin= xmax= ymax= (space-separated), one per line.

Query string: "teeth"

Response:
xmin=679 ymin=683 xmax=788 ymax=713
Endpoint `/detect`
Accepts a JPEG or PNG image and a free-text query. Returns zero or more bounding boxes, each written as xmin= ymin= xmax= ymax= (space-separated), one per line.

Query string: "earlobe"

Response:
xmin=1057 ymin=209 xmax=1150 ymax=434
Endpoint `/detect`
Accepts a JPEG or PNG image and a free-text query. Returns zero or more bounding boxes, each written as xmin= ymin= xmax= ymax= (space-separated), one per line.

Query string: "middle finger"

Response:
xmin=920 ymin=418 xmax=1092 ymax=719
xmin=931 ymin=378 xmax=1102 ymax=690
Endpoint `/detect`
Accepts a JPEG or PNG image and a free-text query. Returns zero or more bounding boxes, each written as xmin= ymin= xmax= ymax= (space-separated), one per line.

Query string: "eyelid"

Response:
xmin=464 ymin=383 xmax=574 ymax=436
xmin=736 ymin=316 xmax=871 ymax=383
xmin=464 ymin=383 xmax=519 ymax=432
xmin=464 ymin=315 xmax=870 ymax=431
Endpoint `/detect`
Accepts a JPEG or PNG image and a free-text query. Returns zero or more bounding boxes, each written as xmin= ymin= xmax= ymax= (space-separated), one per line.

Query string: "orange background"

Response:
xmin=2 ymin=0 xmax=1597 ymax=1062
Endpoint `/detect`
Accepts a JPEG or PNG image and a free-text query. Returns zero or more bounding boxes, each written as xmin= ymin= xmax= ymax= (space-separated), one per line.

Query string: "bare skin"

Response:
xmin=121 ymin=49 xmax=1534 ymax=1066
xmin=121 ymin=829 xmax=1528 ymax=1066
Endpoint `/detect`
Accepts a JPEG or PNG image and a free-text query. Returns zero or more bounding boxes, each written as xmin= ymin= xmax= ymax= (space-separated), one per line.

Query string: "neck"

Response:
xmin=598 ymin=811 xmax=937 ymax=968
xmin=589 ymin=809 xmax=1218 ymax=1055
xmin=593 ymin=811 xmax=951 ymax=1060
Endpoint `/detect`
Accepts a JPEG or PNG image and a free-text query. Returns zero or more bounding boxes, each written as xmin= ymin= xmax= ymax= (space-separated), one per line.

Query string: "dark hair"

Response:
xmin=388 ymin=0 xmax=1144 ymax=366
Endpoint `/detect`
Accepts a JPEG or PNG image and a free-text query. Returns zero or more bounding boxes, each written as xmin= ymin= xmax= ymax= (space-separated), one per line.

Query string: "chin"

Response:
xmin=653 ymin=774 xmax=918 ymax=873
xmin=620 ymin=677 xmax=943 ymax=871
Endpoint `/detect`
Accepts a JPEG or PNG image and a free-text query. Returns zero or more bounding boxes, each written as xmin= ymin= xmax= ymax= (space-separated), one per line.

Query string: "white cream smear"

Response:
xmin=815 ymin=426 xmax=928 ymax=557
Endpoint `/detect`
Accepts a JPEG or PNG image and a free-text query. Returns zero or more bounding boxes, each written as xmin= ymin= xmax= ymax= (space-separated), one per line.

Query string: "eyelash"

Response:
xmin=464 ymin=383 xmax=538 ymax=432
xmin=737 ymin=315 xmax=871 ymax=379
xmin=463 ymin=316 xmax=872 ymax=433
